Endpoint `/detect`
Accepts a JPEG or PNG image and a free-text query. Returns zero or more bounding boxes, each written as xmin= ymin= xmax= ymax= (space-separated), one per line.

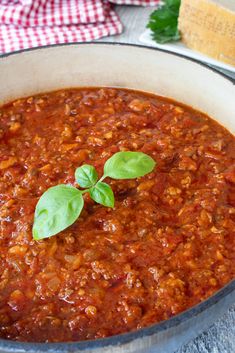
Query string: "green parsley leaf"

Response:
xmin=147 ymin=0 xmax=181 ymax=44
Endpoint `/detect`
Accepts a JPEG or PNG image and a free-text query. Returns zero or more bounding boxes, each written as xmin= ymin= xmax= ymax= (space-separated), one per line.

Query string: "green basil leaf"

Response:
xmin=104 ymin=151 xmax=156 ymax=179
xmin=33 ymin=184 xmax=84 ymax=240
xmin=75 ymin=164 xmax=98 ymax=188
xmin=89 ymin=182 xmax=114 ymax=208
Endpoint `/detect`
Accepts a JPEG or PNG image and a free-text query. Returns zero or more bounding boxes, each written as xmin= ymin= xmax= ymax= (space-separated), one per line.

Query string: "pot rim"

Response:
xmin=0 ymin=42 xmax=234 ymax=352
xmin=1 ymin=41 xmax=235 ymax=85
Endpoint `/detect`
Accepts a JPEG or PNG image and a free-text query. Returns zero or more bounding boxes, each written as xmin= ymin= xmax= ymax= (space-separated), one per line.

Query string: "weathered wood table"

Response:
xmin=100 ymin=5 xmax=235 ymax=353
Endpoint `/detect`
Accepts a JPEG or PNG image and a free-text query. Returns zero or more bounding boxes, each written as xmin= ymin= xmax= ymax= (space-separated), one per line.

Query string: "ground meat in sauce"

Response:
xmin=0 ymin=88 xmax=234 ymax=342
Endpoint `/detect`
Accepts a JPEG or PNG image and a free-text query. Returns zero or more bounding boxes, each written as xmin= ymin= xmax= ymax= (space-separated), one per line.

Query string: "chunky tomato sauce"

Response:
xmin=0 ymin=88 xmax=234 ymax=342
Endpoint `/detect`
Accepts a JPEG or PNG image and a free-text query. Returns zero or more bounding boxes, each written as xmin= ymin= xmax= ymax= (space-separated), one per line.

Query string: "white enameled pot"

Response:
xmin=0 ymin=43 xmax=234 ymax=353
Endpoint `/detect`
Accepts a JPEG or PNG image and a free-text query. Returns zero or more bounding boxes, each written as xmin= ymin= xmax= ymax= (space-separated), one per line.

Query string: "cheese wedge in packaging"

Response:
xmin=178 ymin=0 xmax=235 ymax=67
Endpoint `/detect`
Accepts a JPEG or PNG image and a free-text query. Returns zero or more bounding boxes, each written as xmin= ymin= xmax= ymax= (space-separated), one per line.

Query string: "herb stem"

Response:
xmin=81 ymin=189 xmax=89 ymax=194
xmin=99 ymin=175 xmax=106 ymax=183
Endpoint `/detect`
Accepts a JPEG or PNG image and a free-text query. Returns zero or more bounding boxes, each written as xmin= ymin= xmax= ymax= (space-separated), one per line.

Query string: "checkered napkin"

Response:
xmin=0 ymin=0 xmax=160 ymax=53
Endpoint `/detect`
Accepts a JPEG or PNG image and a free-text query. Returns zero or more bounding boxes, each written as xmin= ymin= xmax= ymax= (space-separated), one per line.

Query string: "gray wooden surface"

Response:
xmin=100 ymin=5 xmax=235 ymax=353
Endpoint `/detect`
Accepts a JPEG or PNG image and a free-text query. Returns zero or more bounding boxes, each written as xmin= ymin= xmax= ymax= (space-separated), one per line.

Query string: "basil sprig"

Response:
xmin=33 ymin=151 xmax=156 ymax=240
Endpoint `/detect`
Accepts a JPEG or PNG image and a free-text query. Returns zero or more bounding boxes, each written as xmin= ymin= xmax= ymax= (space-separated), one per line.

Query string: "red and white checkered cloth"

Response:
xmin=0 ymin=0 xmax=160 ymax=53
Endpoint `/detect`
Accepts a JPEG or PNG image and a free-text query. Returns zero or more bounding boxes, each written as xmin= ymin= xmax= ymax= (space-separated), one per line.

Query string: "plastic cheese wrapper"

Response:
xmin=178 ymin=0 xmax=235 ymax=67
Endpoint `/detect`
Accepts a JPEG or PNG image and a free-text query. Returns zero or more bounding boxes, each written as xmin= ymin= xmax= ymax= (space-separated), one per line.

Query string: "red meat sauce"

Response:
xmin=0 ymin=88 xmax=234 ymax=342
